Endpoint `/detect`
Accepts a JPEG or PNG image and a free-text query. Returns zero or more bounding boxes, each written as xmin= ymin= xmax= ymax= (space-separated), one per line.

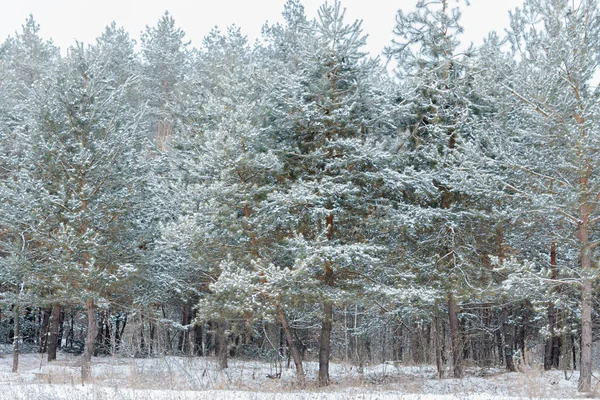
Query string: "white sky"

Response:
xmin=0 ymin=0 xmax=524 ymax=58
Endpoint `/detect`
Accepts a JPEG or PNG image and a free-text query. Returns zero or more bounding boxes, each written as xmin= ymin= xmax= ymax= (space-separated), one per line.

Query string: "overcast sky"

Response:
xmin=0 ymin=0 xmax=524 ymax=58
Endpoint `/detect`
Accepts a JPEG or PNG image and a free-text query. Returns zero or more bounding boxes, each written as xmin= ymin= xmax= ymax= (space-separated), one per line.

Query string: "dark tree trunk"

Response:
xmin=502 ymin=303 xmax=516 ymax=372
xmin=48 ymin=304 xmax=61 ymax=362
xmin=516 ymin=305 xmax=527 ymax=366
xmin=545 ymin=242 xmax=559 ymax=370
xmin=318 ymin=253 xmax=335 ymax=387
xmin=278 ymin=307 xmax=305 ymax=384
xmin=318 ymin=300 xmax=333 ymax=387
xmin=216 ymin=320 xmax=228 ymax=370
xmin=139 ymin=312 xmax=146 ymax=356
xmin=149 ymin=318 xmax=155 ymax=356
xmin=82 ymin=300 xmax=97 ymax=382
xmin=193 ymin=309 xmax=203 ymax=356
xmin=39 ymin=307 xmax=51 ymax=354
xmin=93 ymin=311 xmax=104 ymax=356
xmin=161 ymin=306 xmax=173 ymax=353
xmin=572 ymin=334 xmax=577 ymax=370
xmin=448 ymin=292 xmax=463 ymax=378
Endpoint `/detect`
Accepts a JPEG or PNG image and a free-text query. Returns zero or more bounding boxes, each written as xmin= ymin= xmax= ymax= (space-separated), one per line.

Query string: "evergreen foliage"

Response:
xmin=0 ymin=0 xmax=599 ymax=392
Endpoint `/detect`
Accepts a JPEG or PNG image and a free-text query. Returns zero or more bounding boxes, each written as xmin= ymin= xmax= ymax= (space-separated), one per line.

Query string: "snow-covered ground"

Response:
xmin=0 ymin=353 xmax=588 ymax=399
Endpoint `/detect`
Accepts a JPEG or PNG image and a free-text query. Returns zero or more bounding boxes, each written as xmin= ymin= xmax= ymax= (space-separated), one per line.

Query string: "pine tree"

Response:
xmin=140 ymin=11 xmax=190 ymax=144
xmin=261 ymin=0 xmax=394 ymax=385
xmin=0 ymin=40 xmax=144 ymax=380
xmin=499 ymin=0 xmax=600 ymax=391
xmin=387 ymin=0 xmax=490 ymax=378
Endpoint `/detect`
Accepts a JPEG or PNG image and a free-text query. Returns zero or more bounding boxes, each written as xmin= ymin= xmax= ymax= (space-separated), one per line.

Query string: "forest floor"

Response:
xmin=0 ymin=352 xmax=591 ymax=399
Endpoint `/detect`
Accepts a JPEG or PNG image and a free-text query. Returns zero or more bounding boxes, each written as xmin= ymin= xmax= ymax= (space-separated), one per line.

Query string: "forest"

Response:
xmin=0 ymin=0 xmax=599 ymax=394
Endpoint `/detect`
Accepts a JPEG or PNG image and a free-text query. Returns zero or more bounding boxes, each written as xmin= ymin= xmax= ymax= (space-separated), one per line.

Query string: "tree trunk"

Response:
xmin=94 ymin=311 xmax=105 ymax=356
xmin=193 ymin=309 xmax=203 ymax=356
xmin=412 ymin=322 xmax=423 ymax=364
xmin=579 ymin=277 xmax=592 ymax=392
xmin=544 ymin=241 xmax=559 ymax=370
xmin=39 ymin=307 xmax=51 ymax=354
xmin=544 ymin=304 xmax=556 ymax=371
xmin=139 ymin=312 xmax=146 ymax=356
xmin=149 ymin=318 xmax=155 ymax=356
xmin=578 ymin=216 xmax=592 ymax=392
xmin=114 ymin=312 xmax=126 ymax=353
xmin=277 ymin=307 xmax=305 ymax=384
xmin=434 ymin=306 xmax=444 ymax=378
xmin=216 ymin=320 xmax=228 ymax=370
xmin=48 ymin=304 xmax=61 ymax=362
xmin=81 ymin=300 xmax=97 ymax=382
xmin=318 ymin=300 xmax=333 ymax=386
xmin=572 ymin=334 xmax=577 ymax=370
xmin=502 ymin=303 xmax=516 ymax=372
xmin=448 ymin=292 xmax=462 ymax=378
xmin=12 ymin=305 xmax=19 ymax=373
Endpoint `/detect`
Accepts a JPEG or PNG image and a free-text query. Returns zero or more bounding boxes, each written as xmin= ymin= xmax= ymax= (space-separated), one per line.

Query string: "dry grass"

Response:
xmin=0 ymin=352 xmax=587 ymax=399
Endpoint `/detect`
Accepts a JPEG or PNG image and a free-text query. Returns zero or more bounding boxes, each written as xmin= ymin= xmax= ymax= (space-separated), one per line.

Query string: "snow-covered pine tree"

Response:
xmin=498 ymin=0 xmax=600 ymax=391
xmin=387 ymin=0 xmax=499 ymax=378
xmin=0 ymin=15 xmax=61 ymax=369
xmin=140 ymin=11 xmax=190 ymax=146
xmin=170 ymin=25 xmax=287 ymax=370
xmin=2 ymin=40 xmax=144 ymax=380
xmin=260 ymin=0 xmax=394 ymax=386
xmin=472 ymin=31 xmax=566 ymax=372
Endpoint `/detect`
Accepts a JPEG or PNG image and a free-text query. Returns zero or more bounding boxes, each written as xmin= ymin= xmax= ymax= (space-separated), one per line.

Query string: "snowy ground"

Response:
xmin=0 ymin=352 xmax=590 ymax=399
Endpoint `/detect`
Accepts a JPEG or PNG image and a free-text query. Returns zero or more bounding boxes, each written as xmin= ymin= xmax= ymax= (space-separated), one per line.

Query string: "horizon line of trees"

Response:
xmin=1 ymin=0 xmax=599 ymax=392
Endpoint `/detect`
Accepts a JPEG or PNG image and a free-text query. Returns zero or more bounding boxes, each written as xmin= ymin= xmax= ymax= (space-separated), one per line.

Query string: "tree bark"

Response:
xmin=318 ymin=300 xmax=333 ymax=386
xmin=216 ymin=320 xmax=228 ymax=370
xmin=448 ymin=292 xmax=462 ymax=378
xmin=193 ymin=309 xmax=203 ymax=356
xmin=544 ymin=241 xmax=559 ymax=370
xmin=318 ymin=253 xmax=335 ymax=387
xmin=577 ymin=212 xmax=593 ymax=392
xmin=579 ymin=277 xmax=592 ymax=391
xmin=502 ymin=303 xmax=516 ymax=372
xmin=434 ymin=305 xmax=444 ymax=378
xmin=48 ymin=304 xmax=61 ymax=362
xmin=81 ymin=299 xmax=97 ymax=382
xmin=544 ymin=303 xmax=557 ymax=371
xmin=39 ymin=307 xmax=51 ymax=354
xmin=277 ymin=307 xmax=305 ymax=384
